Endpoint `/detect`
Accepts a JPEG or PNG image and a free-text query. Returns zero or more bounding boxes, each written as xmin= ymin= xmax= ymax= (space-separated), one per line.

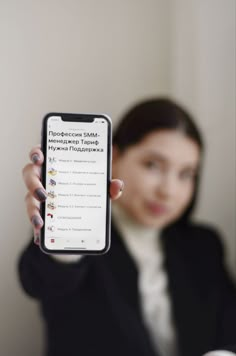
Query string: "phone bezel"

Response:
xmin=40 ymin=112 xmax=112 ymax=255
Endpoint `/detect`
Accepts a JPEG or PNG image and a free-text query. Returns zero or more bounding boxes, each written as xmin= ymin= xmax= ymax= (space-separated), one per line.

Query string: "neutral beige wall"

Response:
xmin=0 ymin=1 xmax=171 ymax=355
xmin=170 ymin=0 xmax=236 ymax=272
xmin=0 ymin=1 xmax=235 ymax=355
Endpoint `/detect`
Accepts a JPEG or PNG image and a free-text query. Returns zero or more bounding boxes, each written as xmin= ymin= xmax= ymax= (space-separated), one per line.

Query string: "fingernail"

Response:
xmin=31 ymin=215 xmax=43 ymax=228
xmin=34 ymin=231 xmax=40 ymax=245
xmin=31 ymin=153 xmax=40 ymax=164
xmin=35 ymin=188 xmax=47 ymax=201
xmin=120 ymin=181 xmax=124 ymax=192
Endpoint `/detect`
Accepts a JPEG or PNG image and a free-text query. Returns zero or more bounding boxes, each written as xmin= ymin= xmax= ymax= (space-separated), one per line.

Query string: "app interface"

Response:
xmin=44 ymin=116 xmax=109 ymax=251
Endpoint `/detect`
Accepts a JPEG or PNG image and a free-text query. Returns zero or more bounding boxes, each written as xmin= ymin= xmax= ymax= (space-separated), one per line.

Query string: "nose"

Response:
xmin=156 ymin=173 xmax=178 ymax=199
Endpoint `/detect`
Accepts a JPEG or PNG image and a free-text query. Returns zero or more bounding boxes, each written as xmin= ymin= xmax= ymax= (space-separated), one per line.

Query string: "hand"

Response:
xmin=22 ymin=146 xmax=124 ymax=245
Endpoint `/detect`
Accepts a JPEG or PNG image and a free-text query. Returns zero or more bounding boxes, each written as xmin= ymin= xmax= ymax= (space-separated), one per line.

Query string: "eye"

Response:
xmin=143 ymin=160 xmax=160 ymax=170
xmin=179 ymin=170 xmax=197 ymax=181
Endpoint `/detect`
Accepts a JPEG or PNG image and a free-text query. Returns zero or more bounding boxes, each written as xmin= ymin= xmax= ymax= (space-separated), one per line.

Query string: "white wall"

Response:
xmin=0 ymin=1 xmax=235 ymax=355
xmin=170 ymin=0 xmax=236 ymax=271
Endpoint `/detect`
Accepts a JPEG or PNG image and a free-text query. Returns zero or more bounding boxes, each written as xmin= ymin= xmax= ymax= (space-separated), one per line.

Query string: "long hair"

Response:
xmin=113 ymin=97 xmax=204 ymax=224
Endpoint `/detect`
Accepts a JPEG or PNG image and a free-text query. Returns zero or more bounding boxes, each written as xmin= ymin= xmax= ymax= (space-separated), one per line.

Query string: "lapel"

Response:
xmin=98 ymin=221 xmax=218 ymax=356
xmin=98 ymin=222 xmax=159 ymax=356
xmin=161 ymin=224 xmax=218 ymax=356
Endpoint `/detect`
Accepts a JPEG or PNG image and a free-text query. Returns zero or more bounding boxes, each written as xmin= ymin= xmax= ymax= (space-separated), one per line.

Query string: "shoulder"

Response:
xmin=171 ymin=220 xmax=222 ymax=244
xmin=164 ymin=221 xmax=225 ymax=261
xmin=185 ymin=221 xmax=223 ymax=248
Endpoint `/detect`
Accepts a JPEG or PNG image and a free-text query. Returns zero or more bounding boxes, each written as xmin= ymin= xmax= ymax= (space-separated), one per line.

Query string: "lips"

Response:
xmin=146 ymin=202 xmax=170 ymax=215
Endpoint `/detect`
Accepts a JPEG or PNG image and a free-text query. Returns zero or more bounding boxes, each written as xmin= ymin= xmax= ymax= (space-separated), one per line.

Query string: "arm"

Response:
xmin=19 ymin=146 xmax=123 ymax=299
xmin=217 ymin=241 xmax=236 ymax=348
xmin=201 ymin=226 xmax=236 ymax=352
xmin=18 ymin=238 xmax=89 ymax=299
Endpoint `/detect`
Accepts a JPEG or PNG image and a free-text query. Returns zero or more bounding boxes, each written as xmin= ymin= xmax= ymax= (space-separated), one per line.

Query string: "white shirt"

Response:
xmin=112 ymin=203 xmax=177 ymax=356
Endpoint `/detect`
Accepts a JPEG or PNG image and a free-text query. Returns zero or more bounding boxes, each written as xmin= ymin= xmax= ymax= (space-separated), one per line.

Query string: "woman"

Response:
xmin=19 ymin=98 xmax=236 ymax=356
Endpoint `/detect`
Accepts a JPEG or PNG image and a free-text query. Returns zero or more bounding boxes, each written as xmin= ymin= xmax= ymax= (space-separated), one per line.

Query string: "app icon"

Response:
xmin=49 ymin=179 xmax=56 ymax=186
xmin=49 ymin=157 xmax=57 ymax=164
xmin=47 ymin=213 xmax=55 ymax=222
xmin=48 ymin=191 xmax=57 ymax=199
xmin=48 ymin=167 xmax=57 ymax=176
xmin=47 ymin=202 xmax=56 ymax=210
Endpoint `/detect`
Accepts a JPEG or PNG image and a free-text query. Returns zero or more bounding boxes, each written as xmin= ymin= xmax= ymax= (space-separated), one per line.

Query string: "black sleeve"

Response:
xmin=18 ymin=239 xmax=91 ymax=300
xmin=202 ymin=225 xmax=236 ymax=348
xmin=217 ymin=235 xmax=236 ymax=347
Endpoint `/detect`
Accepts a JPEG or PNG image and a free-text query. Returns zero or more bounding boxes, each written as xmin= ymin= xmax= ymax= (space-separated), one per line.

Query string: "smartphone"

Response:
xmin=40 ymin=112 xmax=112 ymax=255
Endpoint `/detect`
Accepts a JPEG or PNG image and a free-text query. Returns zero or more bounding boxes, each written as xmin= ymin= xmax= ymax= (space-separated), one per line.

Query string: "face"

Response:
xmin=112 ymin=130 xmax=201 ymax=228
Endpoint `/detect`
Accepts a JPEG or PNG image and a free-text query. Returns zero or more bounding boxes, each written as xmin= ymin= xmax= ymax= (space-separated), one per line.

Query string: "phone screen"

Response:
xmin=41 ymin=113 xmax=111 ymax=254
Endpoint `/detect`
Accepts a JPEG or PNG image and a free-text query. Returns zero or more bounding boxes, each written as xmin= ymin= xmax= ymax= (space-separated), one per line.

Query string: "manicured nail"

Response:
xmin=35 ymin=188 xmax=47 ymax=201
xmin=31 ymin=215 xmax=43 ymax=228
xmin=31 ymin=153 xmax=40 ymax=164
xmin=34 ymin=231 xmax=40 ymax=245
xmin=119 ymin=181 xmax=124 ymax=192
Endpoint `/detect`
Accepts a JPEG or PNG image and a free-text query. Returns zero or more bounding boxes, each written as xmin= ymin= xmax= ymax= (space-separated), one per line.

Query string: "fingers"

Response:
xmin=29 ymin=146 xmax=44 ymax=166
xmin=24 ymin=146 xmax=47 ymax=201
xmin=25 ymin=192 xmax=44 ymax=245
xmin=33 ymin=230 xmax=40 ymax=245
xmin=25 ymin=192 xmax=43 ymax=225
xmin=24 ymin=146 xmax=45 ymax=246
xmin=22 ymin=162 xmax=47 ymax=201
xmin=109 ymin=179 xmax=124 ymax=200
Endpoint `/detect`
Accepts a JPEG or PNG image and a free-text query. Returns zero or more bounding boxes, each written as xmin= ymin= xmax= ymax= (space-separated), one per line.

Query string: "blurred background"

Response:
xmin=0 ymin=0 xmax=235 ymax=355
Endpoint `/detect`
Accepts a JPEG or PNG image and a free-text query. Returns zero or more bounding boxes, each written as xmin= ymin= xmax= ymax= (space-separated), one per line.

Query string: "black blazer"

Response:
xmin=18 ymin=221 xmax=236 ymax=356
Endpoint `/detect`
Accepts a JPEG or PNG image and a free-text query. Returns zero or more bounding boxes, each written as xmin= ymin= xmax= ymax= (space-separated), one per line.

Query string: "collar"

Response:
xmin=111 ymin=203 xmax=161 ymax=268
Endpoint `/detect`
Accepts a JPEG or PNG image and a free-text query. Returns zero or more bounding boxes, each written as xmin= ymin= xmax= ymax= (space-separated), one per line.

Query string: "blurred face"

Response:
xmin=112 ymin=130 xmax=201 ymax=228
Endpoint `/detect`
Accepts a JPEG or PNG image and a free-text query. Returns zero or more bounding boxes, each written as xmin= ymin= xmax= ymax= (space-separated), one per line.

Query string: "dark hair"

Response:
xmin=113 ymin=97 xmax=204 ymax=224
